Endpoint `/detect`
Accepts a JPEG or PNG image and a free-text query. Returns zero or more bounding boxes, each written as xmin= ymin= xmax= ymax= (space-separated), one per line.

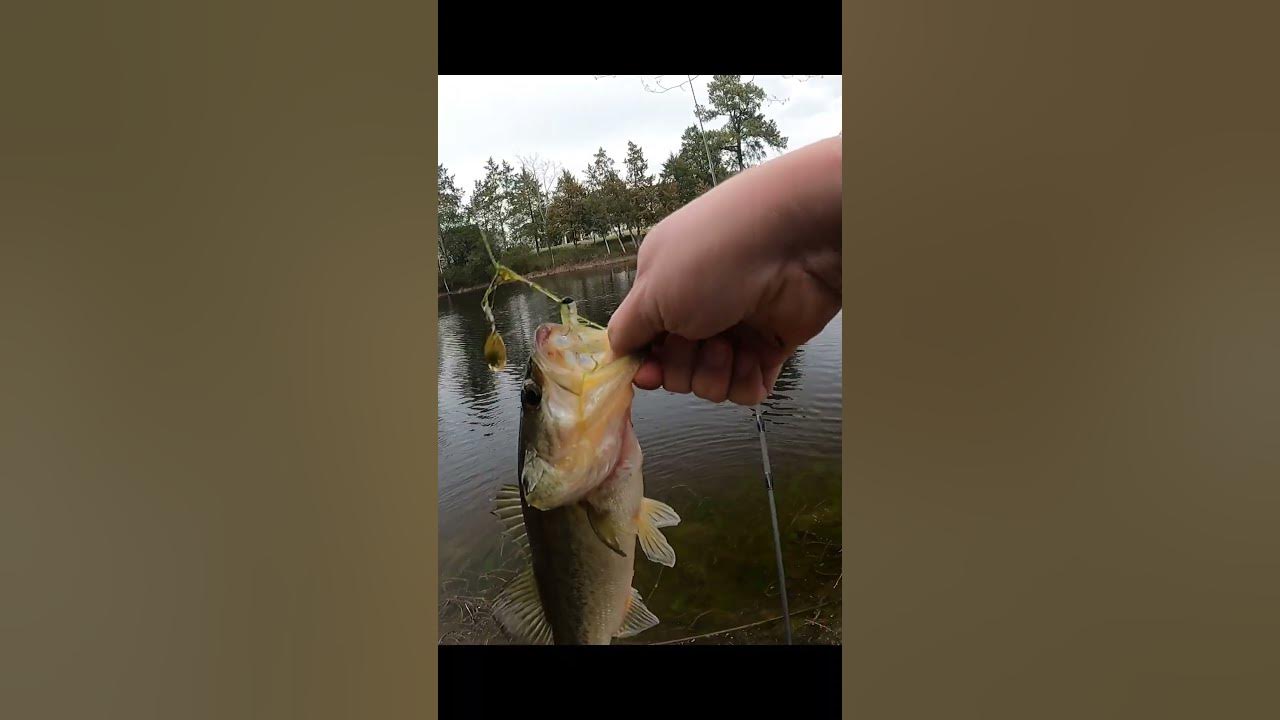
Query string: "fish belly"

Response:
xmin=526 ymin=501 xmax=635 ymax=645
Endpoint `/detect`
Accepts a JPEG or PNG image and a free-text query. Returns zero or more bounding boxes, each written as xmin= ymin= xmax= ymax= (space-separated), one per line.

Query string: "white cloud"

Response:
xmin=438 ymin=75 xmax=841 ymax=199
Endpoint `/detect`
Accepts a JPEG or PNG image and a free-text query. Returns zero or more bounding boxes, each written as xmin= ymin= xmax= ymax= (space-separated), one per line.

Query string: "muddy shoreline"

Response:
xmin=438 ymin=581 xmax=841 ymax=646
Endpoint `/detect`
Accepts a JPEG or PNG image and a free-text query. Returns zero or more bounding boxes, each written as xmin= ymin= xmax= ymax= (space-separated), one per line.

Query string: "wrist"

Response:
xmin=751 ymin=137 xmax=842 ymax=293
xmin=778 ymin=135 xmax=842 ymax=256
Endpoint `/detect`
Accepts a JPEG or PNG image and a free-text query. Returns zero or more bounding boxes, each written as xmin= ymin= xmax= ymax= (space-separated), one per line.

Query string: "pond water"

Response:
xmin=438 ymin=260 xmax=842 ymax=644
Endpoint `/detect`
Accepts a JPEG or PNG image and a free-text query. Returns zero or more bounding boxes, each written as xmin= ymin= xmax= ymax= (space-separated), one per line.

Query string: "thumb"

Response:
xmin=607 ymin=282 xmax=663 ymax=356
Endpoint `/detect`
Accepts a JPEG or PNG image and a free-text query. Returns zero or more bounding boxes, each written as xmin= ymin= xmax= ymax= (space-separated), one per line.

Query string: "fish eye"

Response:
xmin=521 ymin=380 xmax=542 ymax=407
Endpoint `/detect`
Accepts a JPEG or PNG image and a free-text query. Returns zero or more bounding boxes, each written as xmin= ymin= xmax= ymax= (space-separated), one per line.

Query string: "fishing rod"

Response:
xmin=752 ymin=406 xmax=792 ymax=644
xmin=681 ymin=84 xmax=793 ymax=644
xmin=664 ymin=83 xmax=811 ymax=643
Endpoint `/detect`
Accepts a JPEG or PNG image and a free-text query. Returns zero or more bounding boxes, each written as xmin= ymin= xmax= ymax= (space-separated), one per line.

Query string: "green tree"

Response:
xmin=679 ymin=125 xmax=733 ymax=189
xmin=547 ymin=170 xmax=588 ymax=247
xmin=624 ymin=140 xmax=651 ymax=187
xmin=437 ymin=163 xmax=485 ymax=278
xmin=697 ymin=75 xmax=789 ymax=171
xmin=522 ymin=168 xmax=550 ymax=249
xmin=623 ymin=141 xmax=655 ymax=244
xmin=501 ymin=166 xmax=547 ymax=252
xmin=437 ymin=163 xmax=466 ymax=229
xmin=652 ymin=178 xmax=682 ymax=220
xmin=650 ymin=124 xmax=736 ymax=216
xmin=468 ymin=158 xmax=507 ymax=250
xmin=583 ymin=148 xmax=628 ymax=254
xmin=498 ymin=160 xmax=527 ymax=247
xmin=605 ymin=173 xmax=636 ymax=249
xmin=441 ymin=223 xmax=484 ymax=268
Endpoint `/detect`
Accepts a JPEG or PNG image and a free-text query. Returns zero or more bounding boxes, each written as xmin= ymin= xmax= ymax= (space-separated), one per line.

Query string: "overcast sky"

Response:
xmin=438 ymin=75 xmax=842 ymax=199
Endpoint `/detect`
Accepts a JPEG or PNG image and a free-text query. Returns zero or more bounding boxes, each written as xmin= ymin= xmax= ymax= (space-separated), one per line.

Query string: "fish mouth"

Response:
xmin=531 ymin=322 xmax=640 ymax=396
xmin=520 ymin=321 xmax=640 ymax=511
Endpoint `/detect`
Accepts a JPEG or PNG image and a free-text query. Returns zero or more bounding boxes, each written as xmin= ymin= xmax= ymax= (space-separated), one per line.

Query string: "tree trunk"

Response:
xmin=735 ymin=119 xmax=746 ymax=171
xmin=438 ymin=251 xmax=451 ymax=294
xmin=536 ymin=198 xmax=554 ymax=263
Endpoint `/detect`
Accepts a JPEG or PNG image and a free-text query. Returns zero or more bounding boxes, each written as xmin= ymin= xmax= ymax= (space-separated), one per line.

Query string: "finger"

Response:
xmin=633 ymin=355 xmax=662 ymax=390
xmin=659 ymin=334 xmax=697 ymax=394
xmin=728 ymin=324 xmax=783 ymax=403
xmin=758 ymin=343 xmax=796 ymax=397
xmin=727 ymin=343 xmax=766 ymax=406
xmin=607 ymin=281 xmax=662 ymax=357
xmin=631 ymin=334 xmax=666 ymax=390
xmin=690 ymin=336 xmax=733 ymax=403
xmin=761 ymin=358 xmax=785 ymax=397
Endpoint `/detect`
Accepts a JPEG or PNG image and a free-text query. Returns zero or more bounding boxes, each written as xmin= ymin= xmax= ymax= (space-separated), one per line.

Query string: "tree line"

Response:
xmin=438 ymin=75 xmax=789 ymax=290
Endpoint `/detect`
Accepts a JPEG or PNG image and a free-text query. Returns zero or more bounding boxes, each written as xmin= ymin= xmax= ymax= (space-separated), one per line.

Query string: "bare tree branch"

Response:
xmin=640 ymin=74 xmax=698 ymax=94
xmin=516 ymin=153 xmax=567 ymax=252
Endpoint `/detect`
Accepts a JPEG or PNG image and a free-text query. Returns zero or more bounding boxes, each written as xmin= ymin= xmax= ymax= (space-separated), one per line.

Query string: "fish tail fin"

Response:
xmin=615 ymin=587 xmax=660 ymax=639
xmin=493 ymin=567 xmax=553 ymax=645
xmin=636 ymin=497 xmax=680 ymax=567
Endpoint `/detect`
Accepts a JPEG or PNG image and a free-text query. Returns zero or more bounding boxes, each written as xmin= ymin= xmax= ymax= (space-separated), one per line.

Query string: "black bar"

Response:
xmin=439 ymin=645 xmax=842 ymax=716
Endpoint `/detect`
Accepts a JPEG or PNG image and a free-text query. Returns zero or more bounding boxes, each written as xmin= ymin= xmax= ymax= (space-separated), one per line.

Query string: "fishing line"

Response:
xmin=752 ymin=406 xmax=793 ymax=645
xmin=477 ymin=229 xmax=606 ymax=373
xmin=684 ymin=104 xmax=793 ymax=645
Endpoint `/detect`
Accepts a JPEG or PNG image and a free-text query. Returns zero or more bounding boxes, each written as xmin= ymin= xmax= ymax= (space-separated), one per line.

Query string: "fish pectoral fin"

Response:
xmin=615 ymin=587 xmax=660 ymax=639
xmin=491 ymin=484 xmax=530 ymax=557
xmin=642 ymin=497 xmax=681 ymax=528
xmin=583 ymin=503 xmax=629 ymax=558
xmin=636 ymin=497 xmax=680 ymax=568
xmin=520 ymin=450 xmax=543 ymax=497
xmin=492 ymin=567 xmax=553 ymax=645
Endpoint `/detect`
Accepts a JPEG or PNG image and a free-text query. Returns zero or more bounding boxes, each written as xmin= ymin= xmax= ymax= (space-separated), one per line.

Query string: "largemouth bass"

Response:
xmin=491 ymin=306 xmax=679 ymax=645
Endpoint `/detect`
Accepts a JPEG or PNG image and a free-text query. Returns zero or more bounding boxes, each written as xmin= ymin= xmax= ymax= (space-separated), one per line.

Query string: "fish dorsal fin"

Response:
xmin=492 ymin=567 xmax=553 ymax=645
xmin=636 ymin=497 xmax=680 ymax=567
xmin=615 ymin=587 xmax=660 ymax=639
xmin=491 ymin=484 xmax=530 ymax=556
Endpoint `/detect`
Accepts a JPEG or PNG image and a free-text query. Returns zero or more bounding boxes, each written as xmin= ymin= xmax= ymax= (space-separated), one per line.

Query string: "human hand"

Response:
xmin=607 ymin=136 xmax=842 ymax=406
